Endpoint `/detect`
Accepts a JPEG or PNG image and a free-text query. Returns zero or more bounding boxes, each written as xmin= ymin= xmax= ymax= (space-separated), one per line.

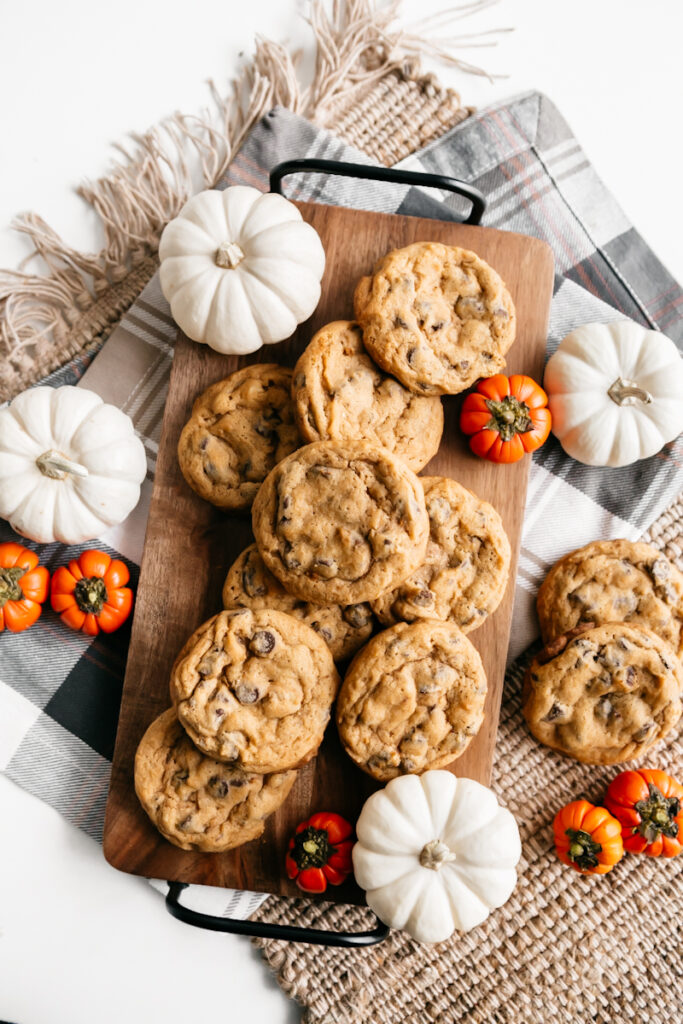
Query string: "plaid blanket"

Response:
xmin=1 ymin=91 xmax=682 ymax=919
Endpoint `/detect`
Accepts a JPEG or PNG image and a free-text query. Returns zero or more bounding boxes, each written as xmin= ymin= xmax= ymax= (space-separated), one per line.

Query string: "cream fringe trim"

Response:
xmin=0 ymin=0 xmax=508 ymax=398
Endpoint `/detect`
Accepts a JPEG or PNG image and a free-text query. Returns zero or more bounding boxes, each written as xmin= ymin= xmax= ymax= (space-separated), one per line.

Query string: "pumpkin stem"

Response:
xmin=634 ymin=783 xmax=680 ymax=843
xmin=36 ymin=449 xmax=89 ymax=481
xmin=565 ymin=828 xmax=602 ymax=870
xmin=215 ymin=242 xmax=245 ymax=269
xmin=290 ymin=826 xmax=334 ymax=869
xmin=607 ymin=376 xmax=653 ymax=407
xmin=74 ymin=576 xmax=108 ymax=615
xmin=0 ymin=566 xmax=25 ymax=607
xmin=484 ymin=395 xmax=533 ymax=441
xmin=419 ymin=839 xmax=457 ymax=871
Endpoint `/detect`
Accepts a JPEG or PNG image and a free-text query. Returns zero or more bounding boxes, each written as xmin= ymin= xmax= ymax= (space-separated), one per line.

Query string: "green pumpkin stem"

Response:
xmin=565 ymin=828 xmax=602 ymax=870
xmin=634 ymin=783 xmax=680 ymax=843
xmin=74 ymin=576 xmax=108 ymax=615
xmin=0 ymin=566 xmax=26 ymax=607
xmin=484 ymin=395 xmax=533 ymax=440
xmin=291 ymin=826 xmax=334 ymax=869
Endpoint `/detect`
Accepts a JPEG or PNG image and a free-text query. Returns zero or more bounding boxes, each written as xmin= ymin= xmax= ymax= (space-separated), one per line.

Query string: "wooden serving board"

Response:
xmin=103 ymin=202 xmax=554 ymax=903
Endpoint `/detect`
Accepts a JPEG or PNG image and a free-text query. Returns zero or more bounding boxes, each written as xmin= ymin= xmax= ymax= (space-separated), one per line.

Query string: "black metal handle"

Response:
xmin=270 ymin=158 xmax=486 ymax=225
xmin=165 ymin=882 xmax=389 ymax=947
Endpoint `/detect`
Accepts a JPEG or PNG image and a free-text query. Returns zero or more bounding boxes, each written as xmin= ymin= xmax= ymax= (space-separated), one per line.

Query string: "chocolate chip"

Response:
xmin=172 ymin=769 xmax=189 ymax=787
xmin=199 ymin=437 xmax=209 ymax=451
xmin=203 ymin=461 xmax=221 ymax=482
xmin=214 ymin=707 xmax=225 ymax=718
xmin=178 ymin=816 xmax=193 ymax=831
xmin=401 ymin=757 xmax=417 ymax=772
xmin=343 ymin=604 xmax=372 ymax=629
xmin=393 ymin=316 xmax=409 ymax=329
xmin=411 ymin=589 xmax=434 ymax=608
xmin=243 ymin=568 xmax=267 ymax=598
xmin=494 ymin=307 xmax=509 ymax=320
xmin=633 ymin=722 xmax=656 ymax=742
xmin=234 ymin=683 xmax=262 ymax=704
xmin=312 ymin=558 xmax=337 ymax=579
xmin=595 ymin=695 xmax=615 ymax=721
xmin=197 ymin=653 xmax=220 ymax=676
xmin=293 ymin=373 xmax=306 ymax=390
xmin=207 ymin=775 xmax=229 ymax=798
xmin=406 ymin=347 xmax=417 ymax=365
xmin=311 ymin=621 xmax=333 ymax=642
xmin=249 ymin=630 xmax=276 ymax=655
xmin=431 ymin=322 xmax=444 ymax=331
xmin=254 ymin=422 xmax=277 ymax=441
xmin=544 ymin=703 xmax=565 ymax=722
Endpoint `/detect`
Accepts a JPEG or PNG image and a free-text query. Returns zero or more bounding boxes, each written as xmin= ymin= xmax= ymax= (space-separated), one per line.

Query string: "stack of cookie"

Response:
xmin=524 ymin=540 xmax=683 ymax=764
xmin=136 ymin=241 xmax=518 ymax=851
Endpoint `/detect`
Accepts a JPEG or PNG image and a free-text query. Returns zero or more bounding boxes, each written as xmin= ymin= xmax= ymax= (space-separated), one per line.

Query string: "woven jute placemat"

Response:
xmin=1 ymin=4 xmax=681 ymax=1020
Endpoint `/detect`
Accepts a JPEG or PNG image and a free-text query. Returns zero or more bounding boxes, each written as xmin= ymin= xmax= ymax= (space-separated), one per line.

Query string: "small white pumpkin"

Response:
xmin=544 ymin=321 xmax=683 ymax=467
xmin=0 ymin=386 xmax=147 ymax=545
xmin=159 ymin=186 xmax=326 ymax=354
xmin=353 ymin=771 xmax=521 ymax=943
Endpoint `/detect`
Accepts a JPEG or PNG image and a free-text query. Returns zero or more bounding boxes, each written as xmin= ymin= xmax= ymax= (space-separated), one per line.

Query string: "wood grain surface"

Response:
xmin=103 ymin=201 xmax=554 ymax=903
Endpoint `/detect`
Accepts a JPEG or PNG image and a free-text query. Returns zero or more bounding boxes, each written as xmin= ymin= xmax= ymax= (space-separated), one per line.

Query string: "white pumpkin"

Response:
xmin=158 ymin=187 xmax=325 ymax=354
xmin=0 ymin=386 xmax=147 ymax=545
xmin=544 ymin=321 xmax=683 ymax=467
xmin=353 ymin=771 xmax=521 ymax=944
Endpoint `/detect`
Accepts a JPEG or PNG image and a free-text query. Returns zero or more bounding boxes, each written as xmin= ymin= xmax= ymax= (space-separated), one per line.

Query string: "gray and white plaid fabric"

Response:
xmin=1 ymin=91 xmax=682 ymax=917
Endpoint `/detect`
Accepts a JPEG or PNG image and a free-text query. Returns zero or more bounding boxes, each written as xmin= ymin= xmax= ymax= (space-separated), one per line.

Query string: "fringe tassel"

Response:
xmin=0 ymin=0 xmax=509 ymax=400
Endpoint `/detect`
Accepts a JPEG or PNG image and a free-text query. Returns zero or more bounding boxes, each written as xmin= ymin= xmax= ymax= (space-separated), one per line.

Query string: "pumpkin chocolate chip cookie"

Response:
xmin=336 ymin=620 xmax=488 ymax=781
xmin=353 ymin=242 xmax=516 ymax=396
xmin=222 ymin=543 xmax=374 ymax=662
xmin=523 ymin=622 xmax=683 ymax=765
xmin=177 ymin=363 xmax=299 ymax=511
xmin=537 ymin=539 xmax=683 ymax=658
xmin=134 ymin=708 xmax=297 ymax=852
xmin=252 ymin=440 xmax=430 ymax=605
xmin=291 ymin=320 xmax=443 ymax=472
xmin=372 ymin=477 xmax=511 ymax=632
xmin=170 ymin=609 xmax=339 ymax=773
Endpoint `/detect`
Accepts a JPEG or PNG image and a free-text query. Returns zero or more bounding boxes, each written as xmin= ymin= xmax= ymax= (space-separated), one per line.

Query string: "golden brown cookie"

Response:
xmin=291 ymin=320 xmax=443 ymax=472
xmin=222 ymin=544 xmax=374 ymax=662
xmin=252 ymin=440 xmax=430 ymax=605
xmin=354 ymin=242 xmax=516 ymax=396
xmin=170 ymin=609 xmax=339 ymax=773
xmin=372 ymin=477 xmax=511 ymax=632
xmin=537 ymin=539 xmax=683 ymax=658
xmin=523 ymin=622 xmax=683 ymax=765
xmin=134 ymin=708 xmax=297 ymax=852
xmin=336 ymin=620 xmax=488 ymax=781
xmin=177 ymin=363 xmax=299 ymax=510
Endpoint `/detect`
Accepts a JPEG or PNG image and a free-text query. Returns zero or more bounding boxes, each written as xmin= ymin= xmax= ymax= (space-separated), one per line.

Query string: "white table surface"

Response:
xmin=1 ymin=3 xmax=681 ymax=1023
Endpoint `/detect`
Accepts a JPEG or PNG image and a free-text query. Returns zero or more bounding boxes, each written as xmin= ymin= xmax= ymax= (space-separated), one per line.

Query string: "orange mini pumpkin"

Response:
xmin=51 ymin=549 xmax=133 ymax=636
xmin=605 ymin=769 xmax=683 ymax=858
xmin=0 ymin=542 xmax=50 ymax=633
xmin=553 ymin=799 xmax=624 ymax=875
xmin=460 ymin=374 xmax=551 ymax=463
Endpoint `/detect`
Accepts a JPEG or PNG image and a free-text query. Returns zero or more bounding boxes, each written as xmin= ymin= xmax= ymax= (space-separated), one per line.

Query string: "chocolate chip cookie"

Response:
xmin=372 ymin=477 xmax=510 ymax=632
xmin=170 ymin=609 xmax=339 ymax=773
xmin=291 ymin=320 xmax=443 ymax=471
xmin=523 ymin=622 xmax=683 ymax=764
xmin=134 ymin=708 xmax=297 ymax=852
xmin=252 ymin=440 xmax=430 ymax=605
xmin=177 ymin=363 xmax=299 ymax=510
xmin=222 ymin=543 xmax=374 ymax=662
xmin=353 ymin=242 xmax=516 ymax=396
xmin=537 ymin=540 xmax=683 ymax=658
xmin=336 ymin=620 xmax=488 ymax=781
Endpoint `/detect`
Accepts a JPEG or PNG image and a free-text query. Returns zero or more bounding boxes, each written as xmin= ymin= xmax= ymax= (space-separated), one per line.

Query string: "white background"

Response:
xmin=1 ymin=2 xmax=682 ymax=1023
